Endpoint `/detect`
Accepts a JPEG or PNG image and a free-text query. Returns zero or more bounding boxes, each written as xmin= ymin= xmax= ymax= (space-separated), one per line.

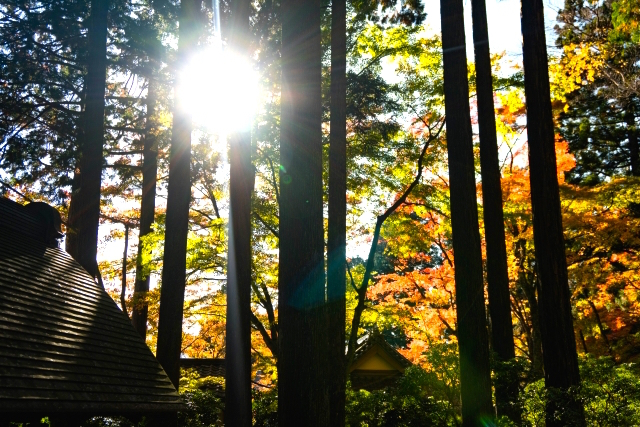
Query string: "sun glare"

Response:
xmin=180 ymin=47 xmax=259 ymax=134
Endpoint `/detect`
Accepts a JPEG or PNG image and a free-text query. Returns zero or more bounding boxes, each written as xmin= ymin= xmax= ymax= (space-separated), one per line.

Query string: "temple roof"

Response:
xmin=180 ymin=358 xmax=226 ymax=378
xmin=351 ymin=329 xmax=412 ymax=372
xmin=349 ymin=329 xmax=412 ymax=391
xmin=0 ymin=198 xmax=183 ymax=415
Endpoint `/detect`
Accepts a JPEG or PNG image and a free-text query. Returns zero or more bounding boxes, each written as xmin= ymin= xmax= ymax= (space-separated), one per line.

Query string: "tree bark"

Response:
xmin=520 ymin=0 xmax=585 ymax=425
xmin=156 ymin=0 xmax=200 ymax=389
xmin=121 ymin=223 xmax=129 ymax=317
xmin=588 ymin=300 xmax=611 ymax=352
xmin=65 ymin=169 xmax=81 ymax=258
xmin=278 ymin=0 xmax=328 ymax=422
xmin=225 ymin=0 xmax=254 ymax=422
xmin=440 ymin=0 xmax=494 ymax=425
xmin=70 ymin=0 xmax=108 ymax=278
xmin=470 ymin=0 xmax=519 ymax=420
xmin=131 ymin=77 xmax=159 ymax=339
xmin=327 ymin=0 xmax=347 ymax=424
xmin=520 ymin=273 xmax=544 ymax=378
xmin=625 ymin=106 xmax=638 ymax=176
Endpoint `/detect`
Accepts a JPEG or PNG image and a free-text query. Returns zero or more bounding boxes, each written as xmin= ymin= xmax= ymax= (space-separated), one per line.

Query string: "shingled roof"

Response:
xmin=0 ymin=198 xmax=183 ymax=420
xmin=352 ymin=329 xmax=412 ymax=369
xmin=180 ymin=358 xmax=226 ymax=378
xmin=349 ymin=329 xmax=412 ymax=391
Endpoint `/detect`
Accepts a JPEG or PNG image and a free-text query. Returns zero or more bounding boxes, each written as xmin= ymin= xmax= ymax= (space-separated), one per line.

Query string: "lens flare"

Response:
xmin=179 ymin=47 xmax=259 ymax=134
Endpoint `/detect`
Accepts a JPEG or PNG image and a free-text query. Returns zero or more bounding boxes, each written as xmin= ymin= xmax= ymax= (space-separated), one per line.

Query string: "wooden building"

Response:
xmin=348 ymin=329 xmax=412 ymax=391
xmin=0 ymin=198 xmax=183 ymax=426
xmin=179 ymin=330 xmax=412 ymax=393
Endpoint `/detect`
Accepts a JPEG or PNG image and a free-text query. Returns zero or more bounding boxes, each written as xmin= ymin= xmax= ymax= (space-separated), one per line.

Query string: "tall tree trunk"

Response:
xmin=66 ymin=87 xmax=86 ymax=259
xmin=156 ymin=0 xmax=200 ymax=389
xmin=131 ymin=77 xmax=159 ymax=339
xmin=327 ymin=0 xmax=347 ymax=424
xmin=520 ymin=0 xmax=585 ymax=425
xmin=439 ymin=1 xmax=494 ymax=425
xmin=278 ymin=0 xmax=328 ymax=422
xmin=225 ymin=0 xmax=254 ymax=423
xmin=520 ymin=272 xmax=544 ymax=378
xmin=121 ymin=223 xmax=129 ymax=317
xmin=70 ymin=0 xmax=108 ymax=278
xmin=625 ymin=106 xmax=638 ymax=176
xmin=65 ymin=169 xmax=81 ymax=257
xmin=470 ymin=0 xmax=519 ymax=420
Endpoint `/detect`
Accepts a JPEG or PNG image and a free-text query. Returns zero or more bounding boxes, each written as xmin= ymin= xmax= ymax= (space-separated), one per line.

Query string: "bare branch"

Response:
xmin=254 ymin=212 xmax=279 ymax=238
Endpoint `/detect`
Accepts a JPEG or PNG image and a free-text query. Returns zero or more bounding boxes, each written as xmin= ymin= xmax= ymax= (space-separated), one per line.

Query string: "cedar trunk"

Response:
xmin=132 ymin=77 xmax=159 ymax=339
xmin=278 ymin=0 xmax=328 ymax=422
xmin=225 ymin=0 xmax=254 ymax=422
xmin=440 ymin=0 xmax=494 ymax=425
xmin=65 ymin=170 xmax=80 ymax=258
xmin=327 ymin=0 xmax=347 ymax=423
xmin=520 ymin=0 xmax=585 ymax=425
xmin=470 ymin=0 xmax=519 ymax=420
xmin=625 ymin=107 xmax=638 ymax=176
xmin=156 ymin=0 xmax=199 ymax=389
xmin=71 ymin=0 xmax=108 ymax=277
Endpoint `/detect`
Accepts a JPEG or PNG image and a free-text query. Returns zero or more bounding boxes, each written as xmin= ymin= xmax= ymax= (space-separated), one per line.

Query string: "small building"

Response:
xmin=0 ymin=198 xmax=183 ymax=426
xmin=178 ymin=331 xmax=412 ymax=394
xmin=348 ymin=329 xmax=412 ymax=391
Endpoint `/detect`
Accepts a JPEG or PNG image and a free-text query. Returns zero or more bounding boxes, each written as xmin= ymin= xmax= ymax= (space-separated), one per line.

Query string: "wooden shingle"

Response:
xmin=0 ymin=198 xmax=183 ymax=422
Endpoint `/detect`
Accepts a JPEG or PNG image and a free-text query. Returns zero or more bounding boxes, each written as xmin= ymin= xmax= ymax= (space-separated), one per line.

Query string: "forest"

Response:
xmin=1 ymin=0 xmax=640 ymax=425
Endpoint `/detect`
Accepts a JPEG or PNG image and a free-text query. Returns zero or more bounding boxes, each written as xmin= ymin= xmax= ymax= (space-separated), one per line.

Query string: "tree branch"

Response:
xmin=345 ymin=122 xmax=443 ymax=373
xmin=254 ymin=212 xmax=279 ymax=238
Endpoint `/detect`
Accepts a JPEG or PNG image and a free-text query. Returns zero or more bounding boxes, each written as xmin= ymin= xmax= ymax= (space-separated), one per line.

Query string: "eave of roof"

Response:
xmin=351 ymin=330 xmax=412 ymax=371
xmin=0 ymin=199 xmax=183 ymax=413
xmin=180 ymin=358 xmax=226 ymax=378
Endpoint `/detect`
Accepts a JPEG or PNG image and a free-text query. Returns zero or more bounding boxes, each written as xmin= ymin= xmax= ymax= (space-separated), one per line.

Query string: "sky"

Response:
xmin=94 ymin=0 xmax=571 ymax=287
xmin=422 ymin=0 xmax=566 ymax=61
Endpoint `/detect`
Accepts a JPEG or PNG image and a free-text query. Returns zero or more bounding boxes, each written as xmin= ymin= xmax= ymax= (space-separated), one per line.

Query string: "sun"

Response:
xmin=179 ymin=46 xmax=259 ymax=134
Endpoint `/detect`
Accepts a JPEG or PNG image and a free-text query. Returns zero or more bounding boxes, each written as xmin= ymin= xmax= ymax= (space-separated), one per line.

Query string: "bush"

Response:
xmin=518 ymin=355 xmax=640 ymax=426
xmin=252 ymin=387 xmax=278 ymax=426
xmin=345 ymin=366 xmax=457 ymax=427
xmin=178 ymin=389 xmax=224 ymax=427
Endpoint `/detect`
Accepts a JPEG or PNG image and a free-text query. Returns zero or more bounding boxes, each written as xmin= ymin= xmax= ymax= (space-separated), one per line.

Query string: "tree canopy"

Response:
xmin=2 ymin=0 xmax=640 ymax=425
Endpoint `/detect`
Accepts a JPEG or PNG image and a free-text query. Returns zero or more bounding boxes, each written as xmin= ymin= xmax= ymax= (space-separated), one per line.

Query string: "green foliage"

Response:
xmin=555 ymin=0 xmax=640 ymax=183
xmin=178 ymin=389 xmax=224 ymax=427
xmin=580 ymin=356 xmax=640 ymax=426
xmin=611 ymin=0 xmax=640 ymax=43
xmin=345 ymin=366 xmax=456 ymax=427
xmin=253 ymin=388 xmax=279 ymax=427
xmin=83 ymin=416 xmax=141 ymax=427
xmin=518 ymin=356 xmax=640 ymax=426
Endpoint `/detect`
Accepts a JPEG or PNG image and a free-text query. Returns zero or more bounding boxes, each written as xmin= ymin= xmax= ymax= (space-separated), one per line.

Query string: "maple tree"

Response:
xmin=5 ymin=0 xmax=640 ymax=424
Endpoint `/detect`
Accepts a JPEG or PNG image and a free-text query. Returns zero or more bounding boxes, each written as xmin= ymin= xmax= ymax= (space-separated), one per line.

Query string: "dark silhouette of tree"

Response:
xmin=0 ymin=0 xmax=88 ymax=204
xmin=520 ymin=0 xmax=585 ymax=425
xmin=225 ymin=0 xmax=254 ymax=422
xmin=156 ymin=0 xmax=201 ymax=388
xmin=278 ymin=0 xmax=328 ymax=422
xmin=470 ymin=0 xmax=519 ymax=420
xmin=440 ymin=0 xmax=494 ymax=425
xmin=67 ymin=0 xmax=109 ymax=277
xmin=327 ymin=0 xmax=347 ymax=423
xmin=131 ymin=77 xmax=159 ymax=339
xmin=625 ymin=103 xmax=639 ymax=176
